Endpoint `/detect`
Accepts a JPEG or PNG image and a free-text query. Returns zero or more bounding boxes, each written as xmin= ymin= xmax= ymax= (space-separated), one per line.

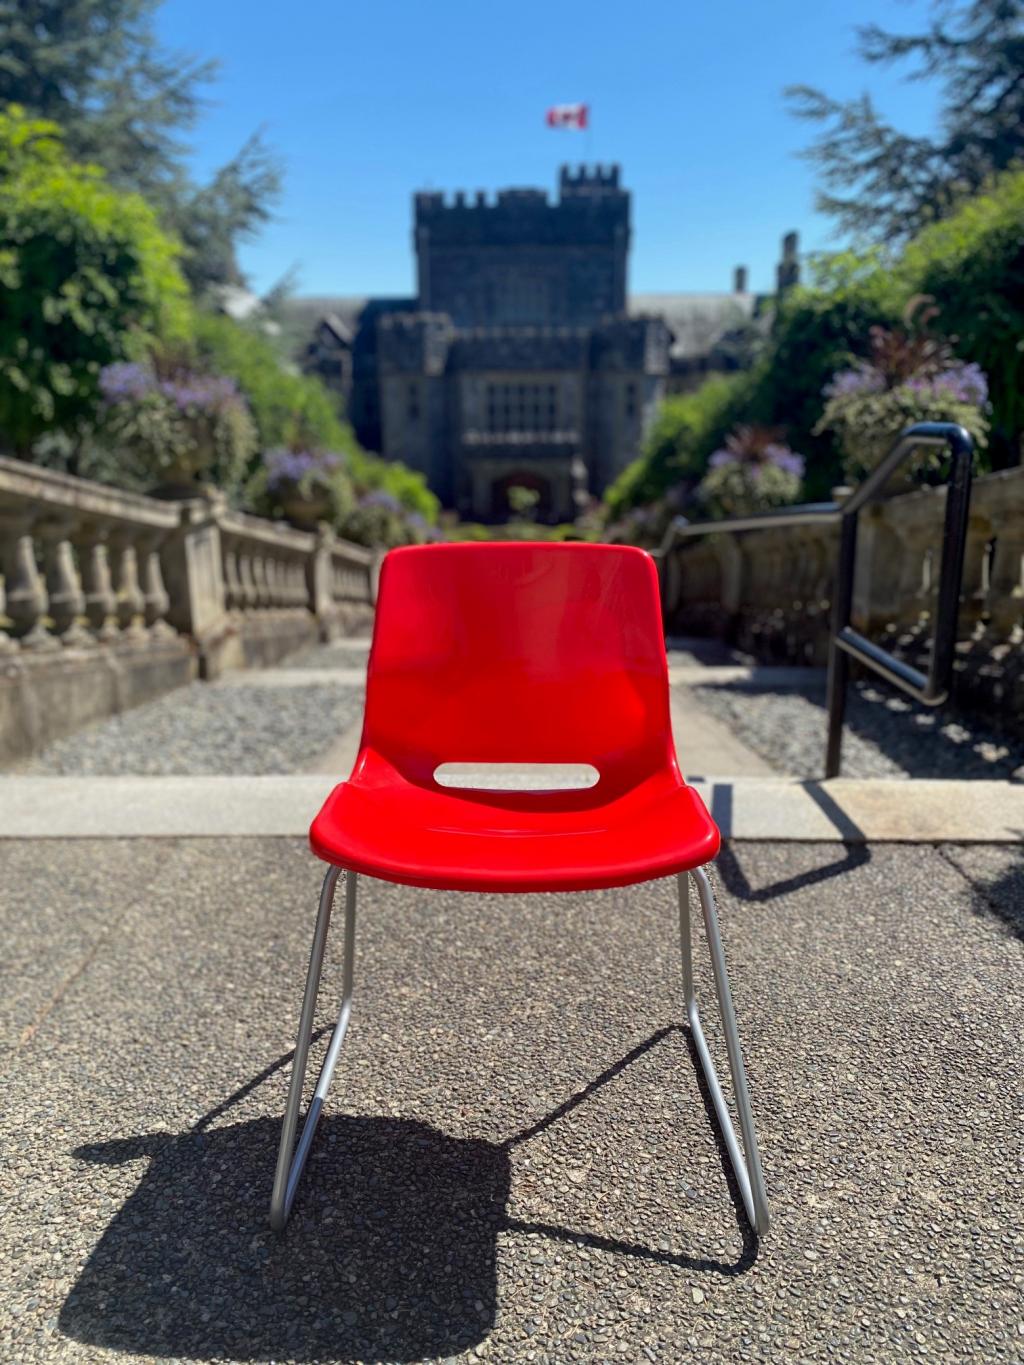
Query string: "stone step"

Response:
xmin=1 ymin=774 xmax=1020 ymax=843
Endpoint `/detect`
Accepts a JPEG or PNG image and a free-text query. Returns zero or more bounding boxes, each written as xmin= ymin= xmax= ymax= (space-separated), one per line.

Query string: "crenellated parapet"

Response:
xmin=414 ymin=164 xmax=628 ymax=249
xmin=559 ymin=163 xmax=622 ymax=195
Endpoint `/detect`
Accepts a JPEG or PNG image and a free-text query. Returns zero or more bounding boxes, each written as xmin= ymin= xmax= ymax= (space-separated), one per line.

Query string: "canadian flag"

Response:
xmin=546 ymin=103 xmax=589 ymax=130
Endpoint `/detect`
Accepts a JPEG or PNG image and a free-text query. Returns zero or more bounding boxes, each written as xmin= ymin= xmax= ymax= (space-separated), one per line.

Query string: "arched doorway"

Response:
xmin=491 ymin=471 xmax=552 ymax=522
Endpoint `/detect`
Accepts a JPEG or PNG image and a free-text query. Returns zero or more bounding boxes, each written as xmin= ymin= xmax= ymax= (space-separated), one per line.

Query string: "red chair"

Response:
xmin=270 ymin=543 xmax=769 ymax=1235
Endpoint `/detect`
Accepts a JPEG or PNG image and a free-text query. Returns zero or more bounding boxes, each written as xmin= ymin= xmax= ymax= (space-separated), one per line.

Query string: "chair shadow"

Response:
xmin=713 ymin=824 xmax=871 ymax=906
xmin=59 ymin=1024 xmax=757 ymax=1362
xmin=60 ymin=1114 xmax=509 ymax=1363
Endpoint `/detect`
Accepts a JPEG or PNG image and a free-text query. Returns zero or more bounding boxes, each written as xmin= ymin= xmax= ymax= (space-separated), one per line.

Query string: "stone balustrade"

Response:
xmin=0 ymin=457 xmax=377 ymax=762
xmin=658 ymin=464 xmax=1024 ymax=729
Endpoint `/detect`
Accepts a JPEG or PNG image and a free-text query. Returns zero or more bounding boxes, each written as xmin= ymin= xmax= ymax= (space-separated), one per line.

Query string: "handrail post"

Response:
xmin=824 ymin=512 xmax=858 ymax=779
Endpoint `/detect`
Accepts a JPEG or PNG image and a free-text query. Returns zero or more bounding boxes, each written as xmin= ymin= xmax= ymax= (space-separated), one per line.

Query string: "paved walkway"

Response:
xmin=4 ymin=634 xmax=1023 ymax=1363
xmin=3 ymin=838 xmax=1022 ymax=1362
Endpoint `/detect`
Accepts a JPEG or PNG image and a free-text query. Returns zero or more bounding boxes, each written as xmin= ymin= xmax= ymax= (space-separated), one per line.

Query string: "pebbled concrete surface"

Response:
xmin=2 ymin=839 xmax=1023 ymax=1363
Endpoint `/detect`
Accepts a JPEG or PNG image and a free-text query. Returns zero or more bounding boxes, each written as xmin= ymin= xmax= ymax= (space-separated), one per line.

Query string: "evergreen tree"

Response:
xmin=788 ymin=0 xmax=1024 ymax=242
xmin=0 ymin=0 xmax=281 ymax=291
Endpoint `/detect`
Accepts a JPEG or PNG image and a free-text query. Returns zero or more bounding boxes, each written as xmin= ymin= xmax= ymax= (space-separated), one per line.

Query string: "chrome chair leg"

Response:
xmin=679 ymin=866 xmax=770 ymax=1236
xmin=270 ymin=866 xmax=357 ymax=1232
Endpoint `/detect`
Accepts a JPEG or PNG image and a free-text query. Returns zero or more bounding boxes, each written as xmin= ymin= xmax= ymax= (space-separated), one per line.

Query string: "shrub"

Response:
xmin=0 ymin=107 xmax=188 ymax=455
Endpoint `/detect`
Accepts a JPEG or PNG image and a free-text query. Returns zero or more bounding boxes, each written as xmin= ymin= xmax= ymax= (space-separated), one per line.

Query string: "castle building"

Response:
xmin=293 ymin=166 xmax=795 ymax=522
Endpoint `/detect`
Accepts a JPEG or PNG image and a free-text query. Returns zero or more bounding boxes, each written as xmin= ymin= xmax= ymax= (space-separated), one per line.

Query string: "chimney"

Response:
xmin=776 ymin=231 xmax=800 ymax=293
xmin=733 ymin=265 xmax=748 ymax=294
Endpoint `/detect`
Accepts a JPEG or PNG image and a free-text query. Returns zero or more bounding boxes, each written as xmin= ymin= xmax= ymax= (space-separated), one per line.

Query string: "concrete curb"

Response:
xmin=0 ymin=774 xmax=1020 ymax=843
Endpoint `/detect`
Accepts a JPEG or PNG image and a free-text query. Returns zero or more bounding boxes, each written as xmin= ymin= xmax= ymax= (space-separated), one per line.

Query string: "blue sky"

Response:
xmin=156 ymin=0 xmax=942 ymax=299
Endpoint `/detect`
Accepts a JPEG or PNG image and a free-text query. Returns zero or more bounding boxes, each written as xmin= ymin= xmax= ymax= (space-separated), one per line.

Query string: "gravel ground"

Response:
xmin=3 ymin=837 xmax=1022 ymax=1362
xmin=688 ymin=678 xmax=1024 ymax=781
xmin=16 ymin=681 xmax=365 ymax=776
xmin=284 ymin=639 xmax=372 ymax=670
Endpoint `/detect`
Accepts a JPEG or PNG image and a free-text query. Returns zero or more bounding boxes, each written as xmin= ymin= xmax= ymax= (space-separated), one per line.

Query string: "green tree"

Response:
xmin=193 ymin=311 xmax=353 ymax=453
xmin=900 ymin=169 xmax=1024 ymax=460
xmin=788 ymin=0 xmax=1024 ymax=242
xmin=0 ymin=107 xmax=187 ymax=455
xmin=0 ymin=0 xmax=281 ymax=291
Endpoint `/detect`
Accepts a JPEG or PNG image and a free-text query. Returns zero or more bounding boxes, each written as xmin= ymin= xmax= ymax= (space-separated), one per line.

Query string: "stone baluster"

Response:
xmin=986 ymin=483 xmax=1024 ymax=641
xmin=137 ymin=530 xmax=174 ymax=638
xmin=853 ymin=505 xmax=903 ymax=639
xmin=222 ymin=539 xmax=242 ymax=612
xmin=268 ymin=556 xmax=285 ymax=607
xmin=0 ymin=509 xmax=58 ymax=650
xmin=251 ymin=554 xmax=269 ymax=609
xmin=958 ymin=508 xmax=995 ymax=641
xmin=110 ymin=532 xmax=147 ymax=641
xmin=283 ymin=558 xmax=297 ymax=608
xmin=292 ymin=559 xmax=309 ymax=608
xmin=888 ymin=493 xmax=940 ymax=641
xmin=0 ymin=518 xmax=18 ymax=653
xmin=238 ymin=550 xmax=258 ymax=611
xmin=263 ymin=556 xmax=278 ymax=607
xmin=76 ymin=523 xmax=120 ymax=642
xmin=40 ymin=514 xmax=93 ymax=647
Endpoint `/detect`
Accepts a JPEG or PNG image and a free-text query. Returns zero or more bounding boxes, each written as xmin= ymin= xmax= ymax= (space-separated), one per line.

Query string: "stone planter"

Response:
xmin=280 ymin=488 xmax=333 ymax=530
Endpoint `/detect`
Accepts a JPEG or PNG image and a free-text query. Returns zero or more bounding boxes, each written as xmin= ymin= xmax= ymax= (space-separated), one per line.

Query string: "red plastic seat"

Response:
xmin=309 ymin=543 xmax=720 ymax=891
xmin=274 ymin=541 xmax=769 ymax=1239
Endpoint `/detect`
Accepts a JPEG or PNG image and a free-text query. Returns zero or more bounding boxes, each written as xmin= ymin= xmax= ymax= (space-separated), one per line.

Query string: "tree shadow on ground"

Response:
xmin=60 ymin=1027 xmax=756 ymax=1362
xmin=941 ymin=841 xmax=1024 ymax=944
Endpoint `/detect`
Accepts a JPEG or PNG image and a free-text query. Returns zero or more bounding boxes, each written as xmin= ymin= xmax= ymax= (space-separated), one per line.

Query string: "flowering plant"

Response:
xmin=696 ymin=426 xmax=805 ymax=519
xmin=98 ymin=359 xmax=257 ymax=493
xmin=248 ymin=446 xmax=354 ymax=528
xmin=816 ymin=297 xmax=989 ymax=480
xmin=339 ymin=488 xmax=427 ymax=548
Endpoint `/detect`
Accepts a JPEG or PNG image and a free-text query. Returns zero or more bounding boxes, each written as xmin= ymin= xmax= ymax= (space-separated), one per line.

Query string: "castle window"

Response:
xmin=625 ymin=382 xmax=637 ymax=420
xmin=406 ymin=383 xmax=420 ymax=423
xmin=485 ymin=382 xmax=558 ymax=434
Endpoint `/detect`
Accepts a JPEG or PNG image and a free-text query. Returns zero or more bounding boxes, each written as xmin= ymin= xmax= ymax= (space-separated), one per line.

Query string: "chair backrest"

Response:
xmin=360 ymin=542 xmax=676 ymax=792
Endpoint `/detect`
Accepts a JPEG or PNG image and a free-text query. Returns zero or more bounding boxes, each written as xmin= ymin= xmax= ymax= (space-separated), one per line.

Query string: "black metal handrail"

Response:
xmin=656 ymin=421 xmax=976 ymax=779
xmin=824 ymin=421 xmax=974 ymax=777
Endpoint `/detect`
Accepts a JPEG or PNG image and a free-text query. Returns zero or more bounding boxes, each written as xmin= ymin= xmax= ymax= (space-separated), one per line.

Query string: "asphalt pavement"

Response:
xmin=3 ymin=836 xmax=1022 ymax=1363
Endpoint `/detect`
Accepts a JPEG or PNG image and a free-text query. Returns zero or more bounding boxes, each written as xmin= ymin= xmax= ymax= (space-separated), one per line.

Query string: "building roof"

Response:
xmin=630 ymin=293 xmax=760 ymax=360
xmin=282 ymin=292 xmax=762 ymax=362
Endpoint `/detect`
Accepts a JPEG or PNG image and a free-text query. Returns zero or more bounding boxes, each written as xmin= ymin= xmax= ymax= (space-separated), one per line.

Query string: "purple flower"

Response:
xmin=826 ymin=358 xmax=988 ymax=408
xmin=709 ymin=444 xmax=804 ymax=477
xmin=99 ymin=362 xmax=156 ymax=403
xmin=823 ymin=367 xmax=885 ymax=400
xmin=158 ymin=374 xmax=242 ymax=414
xmin=264 ymin=448 xmax=342 ymax=489
xmin=930 ymin=363 xmax=989 ymax=406
xmin=763 ymin=444 xmax=805 ymax=477
xmin=360 ymin=490 xmax=402 ymax=513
